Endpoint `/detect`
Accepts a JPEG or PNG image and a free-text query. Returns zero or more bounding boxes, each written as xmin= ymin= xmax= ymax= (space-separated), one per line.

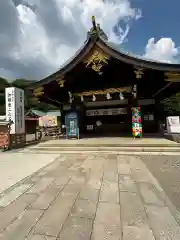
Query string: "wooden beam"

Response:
xmin=164 ymin=72 xmax=180 ymax=82
xmin=74 ymin=87 xmax=132 ymax=96
xmin=151 ymin=82 xmax=172 ymax=98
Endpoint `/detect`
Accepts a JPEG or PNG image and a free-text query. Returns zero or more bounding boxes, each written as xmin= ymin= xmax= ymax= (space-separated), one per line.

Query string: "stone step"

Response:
xmin=37 ymin=143 xmax=180 ymax=148
xmin=27 ymin=146 xmax=180 ymax=152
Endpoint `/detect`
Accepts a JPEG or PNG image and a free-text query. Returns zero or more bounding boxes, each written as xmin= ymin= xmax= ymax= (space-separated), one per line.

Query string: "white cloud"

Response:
xmin=0 ymin=0 xmax=141 ymax=81
xmin=144 ymin=37 xmax=180 ymax=63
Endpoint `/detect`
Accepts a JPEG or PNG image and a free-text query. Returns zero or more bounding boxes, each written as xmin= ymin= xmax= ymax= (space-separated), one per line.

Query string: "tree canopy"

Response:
xmin=0 ymin=77 xmax=11 ymax=92
xmin=0 ymin=78 xmax=58 ymax=114
xmin=12 ymin=78 xmax=33 ymax=89
xmin=162 ymin=93 xmax=180 ymax=114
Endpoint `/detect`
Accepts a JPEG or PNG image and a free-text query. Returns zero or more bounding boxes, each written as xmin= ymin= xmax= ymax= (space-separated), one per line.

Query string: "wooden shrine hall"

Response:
xmin=28 ymin=16 xmax=180 ymax=138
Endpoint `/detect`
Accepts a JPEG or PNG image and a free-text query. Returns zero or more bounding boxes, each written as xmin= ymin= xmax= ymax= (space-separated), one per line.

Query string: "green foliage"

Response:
xmin=0 ymin=104 xmax=5 ymax=115
xmin=0 ymin=78 xmax=58 ymax=114
xmin=0 ymin=77 xmax=11 ymax=92
xmin=162 ymin=93 xmax=180 ymax=114
xmin=12 ymin=78 xmax=32 ymax=89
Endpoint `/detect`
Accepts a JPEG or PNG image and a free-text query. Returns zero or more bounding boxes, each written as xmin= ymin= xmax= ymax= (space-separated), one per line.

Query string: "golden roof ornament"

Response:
xmin=92 ymin=16 xmax=96 ymax=33
xmin=33 ymin=86 xmax=44 ymax=98
xmin=84 ymin=47 xmax=110 ymax=74
xmin=56 ymin=76 xmax=65 ymax=87
xmin=88 ymin=16 xmax=108 ymax=41
xmin=74 ymin=87 xmax=131 ymax=97
xmin=134 ymin=69 xmax=144 ymax=79
xmin=32 ymin=86 xmax=44 ymax=103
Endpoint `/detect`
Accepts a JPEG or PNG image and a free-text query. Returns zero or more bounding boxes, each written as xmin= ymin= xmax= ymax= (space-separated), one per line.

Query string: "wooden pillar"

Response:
xmin=59 ymin=104 xmax=64 ymax=134
xmin=154 ymin=97 xmax=163 ymax=133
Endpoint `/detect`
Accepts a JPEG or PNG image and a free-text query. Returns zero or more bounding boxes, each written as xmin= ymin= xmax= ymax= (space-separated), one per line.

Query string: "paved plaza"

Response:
xmin=0 ymin=153 xmax=59 ymax=194
xmin=0 ymin=153 xmax=180 ymax=239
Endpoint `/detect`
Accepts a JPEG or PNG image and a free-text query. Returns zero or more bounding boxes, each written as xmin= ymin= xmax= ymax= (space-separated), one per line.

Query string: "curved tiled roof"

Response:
xmin=106 ymin=41 xmax=180 ymax=66
xmin=107 ymin=42 xmax=156 ymax=62
xmin=96 ymin=36 xmax=180 ymax=71
xmin=29 ymin=31 xmax=180 ymax=88
xmin=28 ymin=37 xmax=93 ymax=87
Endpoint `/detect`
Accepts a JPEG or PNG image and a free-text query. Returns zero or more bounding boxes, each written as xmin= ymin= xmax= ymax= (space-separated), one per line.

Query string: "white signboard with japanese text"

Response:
xmin=167 ymin=116 xmax=180 ymax=133
xmin=15 ymin=87 xmax=25 ymax=134
xmin=5 ymin=87 xmax=25 ymax=134
xmin=5 ymin=87 xmax=15 ymax=134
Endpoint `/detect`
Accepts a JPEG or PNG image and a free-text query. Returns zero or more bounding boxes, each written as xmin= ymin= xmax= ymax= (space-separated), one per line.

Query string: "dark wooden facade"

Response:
xmin=27 ymin=17 xmax=180 ymax=136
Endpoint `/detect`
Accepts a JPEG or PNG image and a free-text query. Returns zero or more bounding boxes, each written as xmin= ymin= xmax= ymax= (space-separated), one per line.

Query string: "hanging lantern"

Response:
xmin=81 ymin=95 xmax=84 ymax=102
xmin=119 ymin=92 xmax=124 ymax=100
xmin=92 ymin=95 xmax=96 ymax=101
xmin=106 ymin=93 xmax=112 ymax=100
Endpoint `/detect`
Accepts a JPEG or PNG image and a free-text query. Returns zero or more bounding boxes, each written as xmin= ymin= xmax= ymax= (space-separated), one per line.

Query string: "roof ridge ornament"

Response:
xmin=87 ymin=16 xmax=108 ymax=41
xmin=92 ymin=16 xmax=97 ymax=33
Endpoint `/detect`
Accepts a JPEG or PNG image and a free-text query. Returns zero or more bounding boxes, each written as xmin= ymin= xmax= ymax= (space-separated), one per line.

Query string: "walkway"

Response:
xmin=0 ymin=153 xmax=179 ymax=239
xmin=0 ymin=152 xmax=59 ymax=194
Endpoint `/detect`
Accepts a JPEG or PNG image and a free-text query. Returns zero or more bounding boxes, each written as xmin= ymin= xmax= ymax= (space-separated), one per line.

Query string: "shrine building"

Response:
xmin=28 ymin=16 xmax=180 ymax=137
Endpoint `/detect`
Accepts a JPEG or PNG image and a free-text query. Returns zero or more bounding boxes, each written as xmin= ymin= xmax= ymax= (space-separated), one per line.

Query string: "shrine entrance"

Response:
xmin=84 ymin=106 xmax=131 ymax=136
xmin=27 ymin=16 xmax=180 ymax=139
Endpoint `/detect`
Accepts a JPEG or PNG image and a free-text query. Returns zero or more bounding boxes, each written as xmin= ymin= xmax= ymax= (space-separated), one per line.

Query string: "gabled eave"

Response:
xmin=97 ymin=37 xmax=180 ymax=72
xmin=28 ymin=36 xmax=97 ymax=88
xmin=27 ymin=29 xmax=180 ymax=90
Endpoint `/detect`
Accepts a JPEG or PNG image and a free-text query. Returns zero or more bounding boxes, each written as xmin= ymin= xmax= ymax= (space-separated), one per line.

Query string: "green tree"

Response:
xmin=0 ymin=78 xmax=11 ymax=113
xmin=0 ymin=78 xmax=59 ymax=114
xmin=12 ymin=78 xmax=33 ymax=89
xmin=0 ymin=77 xmax=11 ymax=92
xmin=162 ymin=93 xmax=180 ymax=114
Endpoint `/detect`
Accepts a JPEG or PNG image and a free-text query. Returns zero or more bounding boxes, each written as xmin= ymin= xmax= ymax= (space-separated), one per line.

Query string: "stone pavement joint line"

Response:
xmin=0 ymin=153 xmax=180 ymax=239
xmin=0 ymin=153 xmax=62 ymax=195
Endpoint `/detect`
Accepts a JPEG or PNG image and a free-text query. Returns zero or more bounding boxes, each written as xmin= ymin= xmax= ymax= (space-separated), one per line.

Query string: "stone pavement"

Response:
xmin=141 ymin=155 xmax=180 ymax=213
xmin=0 ymin=153 xmax=180 ymax=239
xmin=0 ymin=153 xmax=59 ymax=194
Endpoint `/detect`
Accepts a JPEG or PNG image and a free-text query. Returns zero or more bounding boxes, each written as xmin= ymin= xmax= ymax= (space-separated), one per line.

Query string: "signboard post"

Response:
xmin=65 ymin=112 xmax=79 ymax=139
xmin=5 ymin=87 xmax=25 ymax=147
xmin=167 ymin=116 xmax=180 ymax=133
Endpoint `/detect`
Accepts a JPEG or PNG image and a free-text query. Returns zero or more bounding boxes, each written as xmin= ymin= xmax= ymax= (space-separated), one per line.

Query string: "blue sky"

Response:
xmin=124 ymin=0 xmax=180 ymax=55
xmin=0 ymin=0 xmax=179 ymax=81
